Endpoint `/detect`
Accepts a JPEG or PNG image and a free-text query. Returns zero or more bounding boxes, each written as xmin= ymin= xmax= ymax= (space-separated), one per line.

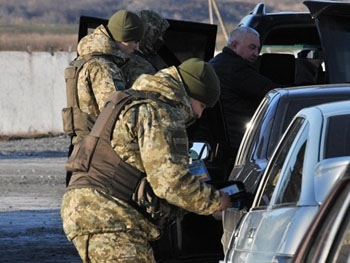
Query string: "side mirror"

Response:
xmin=314 ymin=156 xmax=350 ymax=204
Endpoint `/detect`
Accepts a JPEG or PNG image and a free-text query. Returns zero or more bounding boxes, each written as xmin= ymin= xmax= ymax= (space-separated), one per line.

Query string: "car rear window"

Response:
xmin=325 ymin=114 xmax=350 ymax=158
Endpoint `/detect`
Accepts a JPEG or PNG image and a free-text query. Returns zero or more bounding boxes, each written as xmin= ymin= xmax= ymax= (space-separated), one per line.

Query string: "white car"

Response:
xmin=224 ymin=100 xmax=350 ymax=262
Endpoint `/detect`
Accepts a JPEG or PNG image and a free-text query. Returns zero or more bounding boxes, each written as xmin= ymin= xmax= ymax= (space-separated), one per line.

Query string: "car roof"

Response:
xmin=274 ymin=84 xmax=350 ymax=98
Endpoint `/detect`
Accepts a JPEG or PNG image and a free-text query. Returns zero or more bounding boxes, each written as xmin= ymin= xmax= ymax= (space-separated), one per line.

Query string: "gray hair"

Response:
xmin=227 ymin=26 xmax=260 ymax=46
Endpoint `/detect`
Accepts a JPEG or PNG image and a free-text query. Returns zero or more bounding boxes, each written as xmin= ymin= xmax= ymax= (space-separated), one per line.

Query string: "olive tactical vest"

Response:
xmin=61 ymin=53 xmax=111 ymax=144
xmin=66 ymin=90 xmax=177 ymax=229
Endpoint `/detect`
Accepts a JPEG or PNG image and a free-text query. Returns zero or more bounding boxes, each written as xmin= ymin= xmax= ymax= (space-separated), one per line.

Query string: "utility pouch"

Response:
xmin=62 ymin=56 xmax=97 ymax=138
xmin=62 ymin=65 xmax=79 ymax=136
xmin=61 ymin=106 xmax=74 ymax=136
xmin=65 ymin=135 xmax=99 ymax=173
xmin=61 ymin=106 xmax=91 ymax=137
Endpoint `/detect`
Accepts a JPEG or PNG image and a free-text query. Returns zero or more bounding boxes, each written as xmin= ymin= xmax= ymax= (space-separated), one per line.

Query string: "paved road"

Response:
xmin=0 ymin=136 xmax=81 ymax=262
xmin=0 ymin=209 xmax=80 ymax=263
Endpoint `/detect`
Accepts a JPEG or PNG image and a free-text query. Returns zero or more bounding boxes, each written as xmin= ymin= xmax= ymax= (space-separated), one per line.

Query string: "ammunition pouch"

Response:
xmin=61 ymin=106 xmax=92 ymax=139
xmin=61 ymin=55 xmax=100 ymax=140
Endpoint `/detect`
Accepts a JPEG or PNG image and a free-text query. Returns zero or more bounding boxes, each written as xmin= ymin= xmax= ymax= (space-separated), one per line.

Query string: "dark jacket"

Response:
xmin=209 ymin=47 xmax=279 ymax=157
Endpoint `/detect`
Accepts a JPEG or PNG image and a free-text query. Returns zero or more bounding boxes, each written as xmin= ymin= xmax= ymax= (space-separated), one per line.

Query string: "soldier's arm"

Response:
xmin=138 ymin=103 xmax=224 ymax=215
xmin=89 ymin=59 xmax=126 ymax=112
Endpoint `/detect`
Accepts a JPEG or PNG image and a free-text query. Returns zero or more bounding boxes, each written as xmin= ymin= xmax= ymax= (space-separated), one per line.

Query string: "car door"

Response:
xmin=225 ymin=115 xmax=321 ymax=262
xmin=292 ymin=169 xmax=350 ymax=263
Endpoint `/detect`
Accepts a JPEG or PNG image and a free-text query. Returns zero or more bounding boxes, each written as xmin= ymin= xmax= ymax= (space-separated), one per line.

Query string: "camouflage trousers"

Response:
xmin=72 ymin=230 xmax=156 ymax=263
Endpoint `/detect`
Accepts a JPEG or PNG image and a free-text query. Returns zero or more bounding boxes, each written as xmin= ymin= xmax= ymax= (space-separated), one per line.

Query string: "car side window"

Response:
xmin=257 ymin=117 xmax=305 ymax=207
xmin=274 ymin=141 xmax=306 ymax=204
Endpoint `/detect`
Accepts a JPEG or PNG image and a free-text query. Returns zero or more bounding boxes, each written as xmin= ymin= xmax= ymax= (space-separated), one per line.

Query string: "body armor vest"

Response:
xmin=66 ymin=90 xmax=177 ymax=229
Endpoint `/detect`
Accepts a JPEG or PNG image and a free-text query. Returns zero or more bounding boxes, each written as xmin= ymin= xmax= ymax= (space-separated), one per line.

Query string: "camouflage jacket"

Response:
xmin=76 ymin=25 xmax=128 ymax=131
xmin=121 ymin=10 xmax=170 ymax=89
xmin=61 ymin=66 xmax=222 ymax=241
xmin=121 ymin=50 xmax=157 ymax=89
xmin=112 ymin=66 xmax=222 ymax=220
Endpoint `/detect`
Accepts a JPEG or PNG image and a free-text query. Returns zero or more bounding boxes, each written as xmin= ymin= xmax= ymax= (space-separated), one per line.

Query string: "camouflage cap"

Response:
xmin=107 ymin=10 xmax=144 ymax=42
xmin=138 ymin=10 xmax=170 ymax=57
xmin=178 ymin=58 xmax=220 ymax=108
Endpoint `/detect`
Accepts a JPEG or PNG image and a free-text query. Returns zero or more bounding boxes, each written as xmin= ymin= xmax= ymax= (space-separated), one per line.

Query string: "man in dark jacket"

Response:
xmin=209 ymin=26 xmax=279 ymax=160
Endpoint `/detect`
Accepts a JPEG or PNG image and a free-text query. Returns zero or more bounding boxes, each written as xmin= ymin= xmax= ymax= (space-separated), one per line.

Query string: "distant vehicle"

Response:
xmin=291 ymin=164 xmax=350 ymax=263
xmin=224 ymin=100 xmax=350 ymax=262
xmin=221 ymin=0 xmax=350 ymax=253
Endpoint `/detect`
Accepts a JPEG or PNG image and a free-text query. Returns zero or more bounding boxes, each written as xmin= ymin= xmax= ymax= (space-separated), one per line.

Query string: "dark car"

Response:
xmin=291 ymin=164 xmax=350 ymax=263
xmin=238 ymin=2 xmax=324 ymax=87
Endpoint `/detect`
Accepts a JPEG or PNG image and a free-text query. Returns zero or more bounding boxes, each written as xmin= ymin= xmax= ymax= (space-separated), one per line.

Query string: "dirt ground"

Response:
xmin=0 ymin=135 xmax=81 ymax=263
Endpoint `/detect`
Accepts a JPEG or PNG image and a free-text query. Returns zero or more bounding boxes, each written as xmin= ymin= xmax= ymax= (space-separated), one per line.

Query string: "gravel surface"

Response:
xmin=0 ymin=135 xmax=81 ymax=262
xmin=0 ymin=134 xmax=70 ymax=159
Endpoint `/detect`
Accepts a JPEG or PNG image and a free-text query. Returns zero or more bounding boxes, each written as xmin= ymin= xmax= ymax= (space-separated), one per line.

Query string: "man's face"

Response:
xmin=231 ymin=33 xmax=260 ymax=63
xmin=189 ymin=97 xmax=206 ymax=119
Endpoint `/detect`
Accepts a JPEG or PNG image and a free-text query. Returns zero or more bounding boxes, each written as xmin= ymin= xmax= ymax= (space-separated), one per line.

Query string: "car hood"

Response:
xmin=304 ymin=0 xmax=350 ymax=84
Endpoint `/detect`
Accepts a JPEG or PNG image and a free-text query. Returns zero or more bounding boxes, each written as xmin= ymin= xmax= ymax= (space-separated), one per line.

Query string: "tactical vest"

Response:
xmin=61 ymin=53 xmax=109 ymax=144
xmin=66 ymin=90 xmax=177 ymax=229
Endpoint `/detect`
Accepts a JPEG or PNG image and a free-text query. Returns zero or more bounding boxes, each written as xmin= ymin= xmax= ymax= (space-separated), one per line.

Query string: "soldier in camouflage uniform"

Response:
xmin=72 ymin=9 xmax=143 ymax=145
xmin=121 ymin=10 xmax=170 ymax=88
xmin=61 ymin=58 xmax=231 ymax=262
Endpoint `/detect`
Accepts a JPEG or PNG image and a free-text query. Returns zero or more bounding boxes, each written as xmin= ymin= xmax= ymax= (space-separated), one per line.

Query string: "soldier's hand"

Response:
xmin=217 ymin=192 xmax=232 ymax=211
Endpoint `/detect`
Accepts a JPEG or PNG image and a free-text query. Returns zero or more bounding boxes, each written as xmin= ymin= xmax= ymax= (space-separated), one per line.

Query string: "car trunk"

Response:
xmin=304 ymin=0 xmax=350 ymax=84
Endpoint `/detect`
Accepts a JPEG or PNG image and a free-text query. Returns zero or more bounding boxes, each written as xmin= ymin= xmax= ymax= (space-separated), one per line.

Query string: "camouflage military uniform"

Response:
xmin=74 ymin=24 xmax=128 ymax=144
xmin=121 ymin=10 xmax=169 ymax=88
xmin=61 ymin=66 xmax=223 ymax=262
